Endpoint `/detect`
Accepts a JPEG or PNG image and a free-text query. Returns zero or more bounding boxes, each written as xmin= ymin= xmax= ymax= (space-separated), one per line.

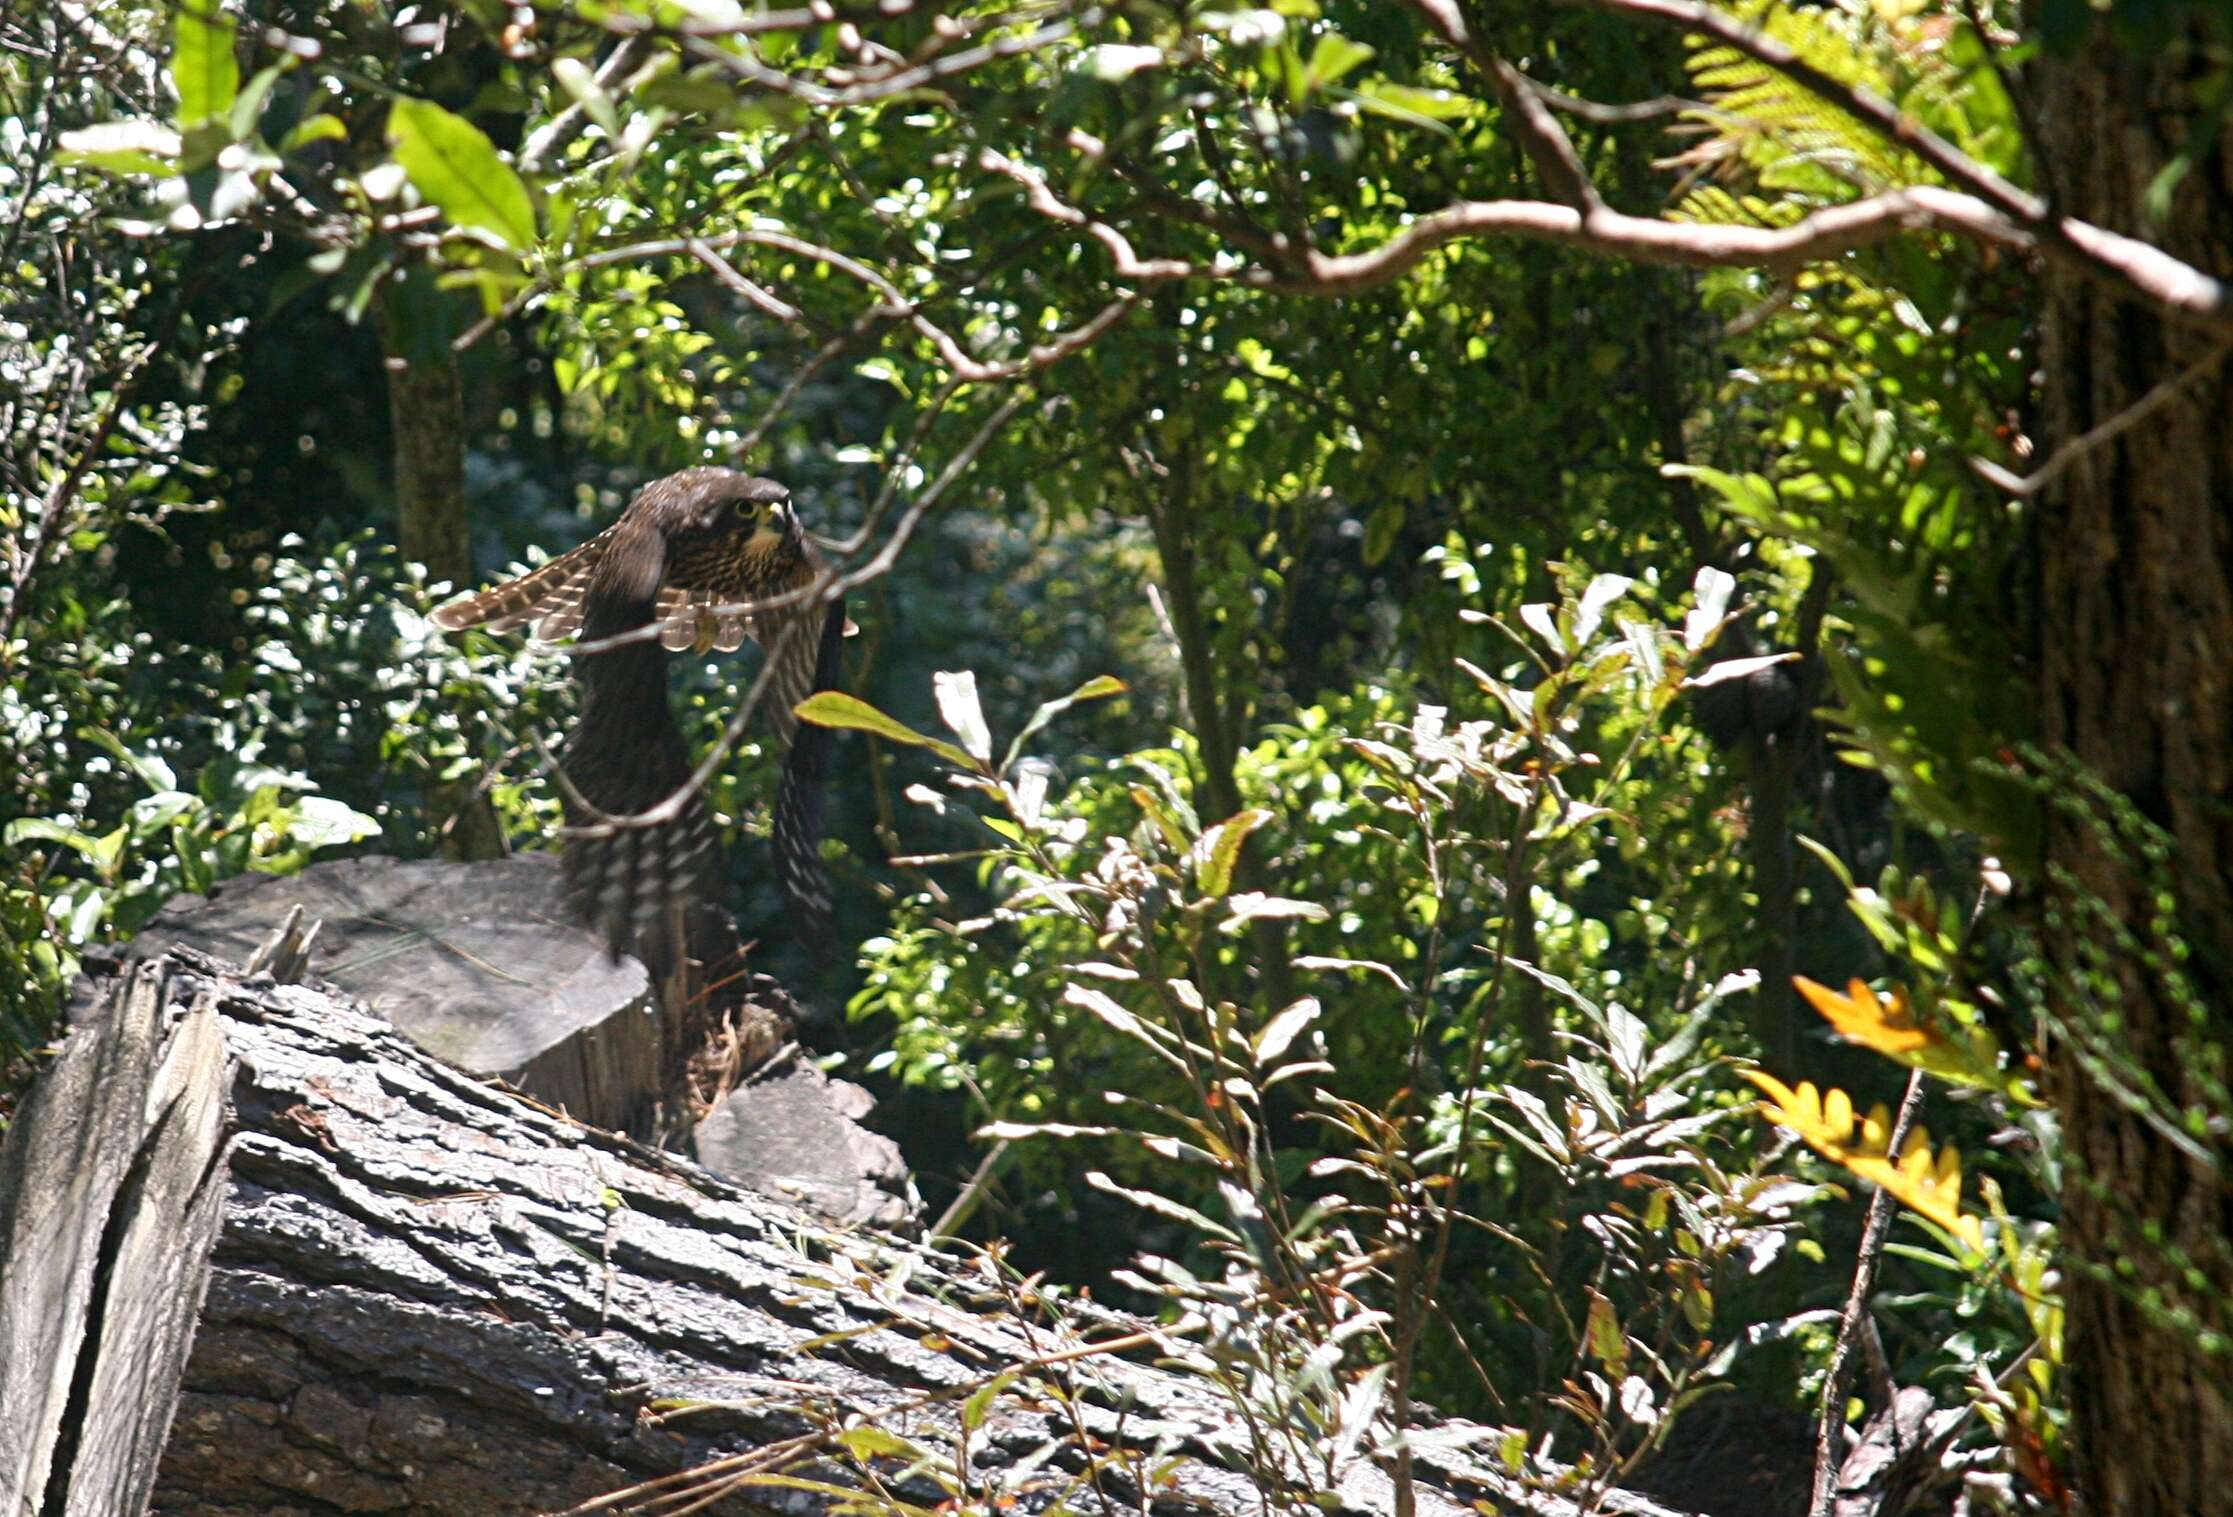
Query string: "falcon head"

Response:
xmin=650 ymin=467 xmax=796 ymax=549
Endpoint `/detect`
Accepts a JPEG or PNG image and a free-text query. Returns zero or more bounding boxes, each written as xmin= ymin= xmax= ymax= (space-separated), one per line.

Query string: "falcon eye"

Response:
xmin=733 ymin=499 xmax=763 ymax=522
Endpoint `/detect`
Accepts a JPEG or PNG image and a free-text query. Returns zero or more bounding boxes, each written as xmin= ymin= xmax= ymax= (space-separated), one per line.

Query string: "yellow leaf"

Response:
xmin=1793 ymin=974 xmax=2040 ymax=1107
xmin=1794 ymin=976 xmax=1933 ymax=1055
xmin=1741 ymin=1072 xmax=1983 ymax=1251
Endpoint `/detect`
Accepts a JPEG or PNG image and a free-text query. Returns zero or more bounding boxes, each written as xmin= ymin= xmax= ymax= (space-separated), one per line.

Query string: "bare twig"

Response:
xmin=1972 ymin=341 xmax=2232 ymax=497
xmin=518 ymin=35 xmax=645 ymax=174
xmin=687 ymin=237 xmax=807 ymax=327
xmin=1809 ymin=1066 xmax=1928 ymax=1517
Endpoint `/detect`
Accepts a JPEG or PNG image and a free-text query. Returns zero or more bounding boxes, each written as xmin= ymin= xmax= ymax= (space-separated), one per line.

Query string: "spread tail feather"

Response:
xmin=561 ymin=792 xmax=721 ymax=978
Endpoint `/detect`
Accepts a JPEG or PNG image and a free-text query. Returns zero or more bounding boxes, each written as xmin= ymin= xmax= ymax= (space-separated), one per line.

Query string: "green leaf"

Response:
xmin=5 ymin=818 xmax=103 ymax=861
xmin=961 ymin=1370 xmax=1016 ymax=1432
xmin=1301 ymin=33 xmax=1374 ymax=98
xmin=1194 ymin=807 xmax=1272 ymax=897
xmin=1348 ymin=80 xmax=1472 ymax=133
xmin=1085 ymin=1170 xmax=1241 ymax=1243
xmin=289 ymin=796 xmax=381 ymax=849
xmin=81 ymin=728 xmax=176 ymax=792
xmin=795 ymin=691 xmax=978 ymax=771
xmin=229 ymin=62 xmax=287 ymax=143
xmin=1253 ymin=995 xmax=1321 ymax=1064
xmin=173 ymin=4 xmax=240 ymax=127
xmin=387 ymin=97 xmax=538 ymax=252
xmin=56 ymin=121 xmax=182 ymax=175
xmin=832 ymin=1426 xmax=923 ymax=1460
xmin=1002 ymin=674 xmax=1125 ymax=770
xmin=550 ymin=56 xmax=621 ymax=139
xmin=281 ymin=113 xmax=348 ymax=152
xmin=1584 ymin=1289 xmax=1628 ymax=1376
xmin=1362 ymin=502 xmax=1402 ymax=566
xmin=1078 ymin=43 xmax=1164 ymax=82
xmin=1222 ymin=892 xmax=1330 ymax=932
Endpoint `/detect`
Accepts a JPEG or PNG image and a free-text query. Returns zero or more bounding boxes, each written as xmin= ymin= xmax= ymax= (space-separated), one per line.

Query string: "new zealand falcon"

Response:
xmin=431 ymin=467 xmax=845 ymax=969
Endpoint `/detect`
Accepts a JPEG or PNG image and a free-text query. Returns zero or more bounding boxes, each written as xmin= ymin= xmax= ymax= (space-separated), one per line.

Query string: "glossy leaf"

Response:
xmin=387 ymin=98 xmax=538 ymax=251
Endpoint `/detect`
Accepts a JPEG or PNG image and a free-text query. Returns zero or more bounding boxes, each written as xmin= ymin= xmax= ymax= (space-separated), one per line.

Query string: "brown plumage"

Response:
xmin=432 ymin=467 xmax=845 ymax=964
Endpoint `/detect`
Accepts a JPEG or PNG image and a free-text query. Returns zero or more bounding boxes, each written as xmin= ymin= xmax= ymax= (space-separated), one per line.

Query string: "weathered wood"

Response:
xmin=0 ymin=960 xmax=231 ymax=1517
xmin=690 ymin=1053 xmax=915 ymax=1229
xmin=5 ymin=952 xmax=1706 ymax=1517
xmin=129 ymin=855 xmax=668 ymax=1136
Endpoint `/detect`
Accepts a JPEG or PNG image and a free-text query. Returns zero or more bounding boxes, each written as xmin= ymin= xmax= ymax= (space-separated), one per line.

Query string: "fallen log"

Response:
xmin=1 ymin=950 xmax=1703 ymax=1517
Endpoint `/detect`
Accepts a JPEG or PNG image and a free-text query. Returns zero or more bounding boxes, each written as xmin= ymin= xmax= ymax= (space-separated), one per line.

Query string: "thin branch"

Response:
xmin=669 ymin=13 xmax=1088 ymax=111
xmin=992 ymin=156 xmax=2035 ymax=290
xmin=728 ymin=310 xmax=895 ymax=460
xmin=587 ymin=222 xmax=1141 ymax=384
xmin=518 ymin=35 xmax=644 ymax=174
xmin=687 ymin=237 xmax=807 ymax=327
xmin=1397 ymin=2 xmax=1599 ymax=211
xmin=978 ymin=150 xmax=1201 ymax=281
xmin=1524 ymin=77 xmax=1699 ymax=125
xmin=1808 ymin=1067 xmax=1928 ymax=1517
xmin=1574 ymin=0 xmax=2233 ymax=331
xmin=1973 ymin=340 xmax=2233 ymax=497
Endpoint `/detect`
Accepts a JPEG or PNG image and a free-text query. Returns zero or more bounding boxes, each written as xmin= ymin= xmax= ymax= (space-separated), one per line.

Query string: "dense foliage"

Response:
xmin=4 ymin=1 xmax=2228 ymax=1513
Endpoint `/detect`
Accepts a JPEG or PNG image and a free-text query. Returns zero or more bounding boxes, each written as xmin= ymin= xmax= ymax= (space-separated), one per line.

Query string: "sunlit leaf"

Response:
xmin=1253 ymin=996 xmax=1320 ymax=1065
xmin=387 ymin=97 xmax=538 ymax=251
xmin=1222 ymin=892 xmax=1330 ymax=931
xmin=1682 ymin=651 xmax=1800 ymax=690
xmin=925 ymin=669 xmax=991 ymax=763
xmin=56 ymin=121 xmax=182 ymax=175
xmin=797 ymin=691 xmax=978 ymax=771
xmin=1584 ymin=1289 xmax=1628 ymax=1375
xmin=1003 ymin=674 xmax=1124 ymax=770
xmin=173 ymin=4 xmax=239 ymax=127
xmin=1194 ymin=807 xmax=1272 ymax=897
xmin=1685 ymin=565 xmax=1738 ymax=651
xmin=280 ymin=113 xmax=348 ymax=153
xmin=1742 ymin=1072 xmax=1984 ymax=1250
xmin=1300 ymin=33 xmax=1374 ymax=97
xmin=1794 ymin=975 xmax=2036 ymax=1103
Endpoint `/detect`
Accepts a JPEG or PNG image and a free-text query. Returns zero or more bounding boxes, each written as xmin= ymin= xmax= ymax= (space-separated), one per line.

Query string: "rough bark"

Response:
xmin=2 ymin=950 xmax=1706 ymax=1517
xmin=2031 ymin=26 xmax=2233 ymax=1517
xmin=380 ymin=287 xmax=505 ymax=864
xmin=0 ymin=963 xmax=229 ymax=1517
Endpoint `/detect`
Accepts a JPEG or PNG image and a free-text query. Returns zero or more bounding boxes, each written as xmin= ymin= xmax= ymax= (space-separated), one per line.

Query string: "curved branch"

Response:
xmin=1570 ymin=0 xmax=2232 ymax=330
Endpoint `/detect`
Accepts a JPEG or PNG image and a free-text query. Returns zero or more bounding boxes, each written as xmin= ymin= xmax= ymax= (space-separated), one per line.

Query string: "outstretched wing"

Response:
xmin=767 ymin=593 xmax=848 ymax=948
xmin=430 ymin=527 xmax=615 ymax=645
xmin=560 ymin=788 xmax=724 ymax=979
xmin=554 ymin=516 xmax=726 ymax=976
xmin=434 ymin=526 xmax=728 ymax=650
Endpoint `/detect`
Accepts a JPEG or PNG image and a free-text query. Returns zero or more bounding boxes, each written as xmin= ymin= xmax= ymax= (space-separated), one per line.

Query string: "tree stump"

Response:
xmin=0 ymin=950 xmax=1702 ymax=1517
xmin=128 ymin=855 xmax=670 ymax=1136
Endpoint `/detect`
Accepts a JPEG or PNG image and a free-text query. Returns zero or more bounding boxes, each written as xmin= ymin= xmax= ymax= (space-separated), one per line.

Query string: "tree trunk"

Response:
xmin=1 ymin=950 xmax=1705 ymax=1517
xmin=380 ymin=276 xmax=506 ymax=863
xmin=2030 ymin=28 xmax=2233 ymax=1517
